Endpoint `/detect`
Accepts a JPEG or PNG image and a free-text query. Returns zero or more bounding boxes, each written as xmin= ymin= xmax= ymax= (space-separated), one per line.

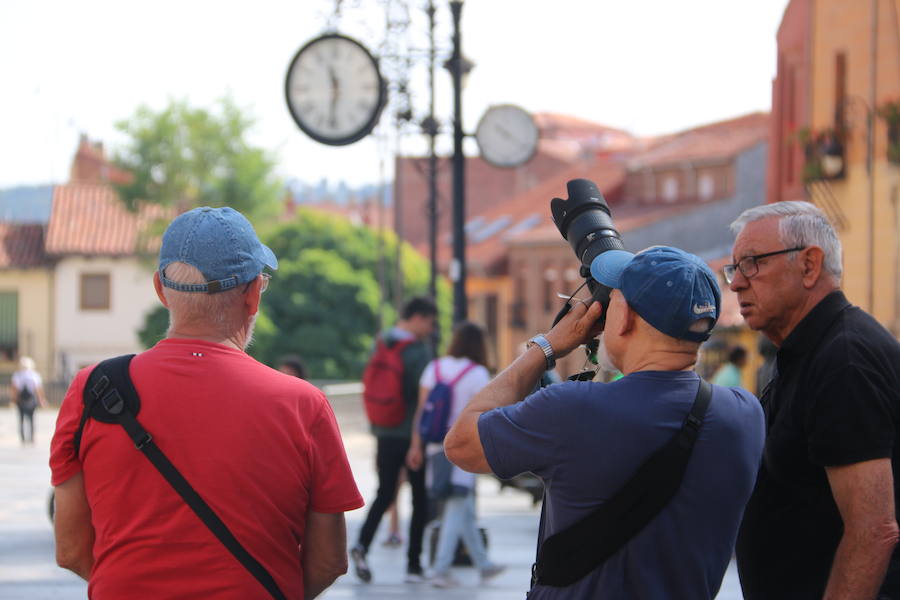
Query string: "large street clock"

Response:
xmin=285 ymin=34 xmax=387 ymax=146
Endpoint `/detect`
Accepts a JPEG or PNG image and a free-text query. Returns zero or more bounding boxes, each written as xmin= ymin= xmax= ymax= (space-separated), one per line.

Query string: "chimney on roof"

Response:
xmin=68 ymin=134 xmax=135 ymax=187
xmin=69 ymin=134 xmax=113 ymax=184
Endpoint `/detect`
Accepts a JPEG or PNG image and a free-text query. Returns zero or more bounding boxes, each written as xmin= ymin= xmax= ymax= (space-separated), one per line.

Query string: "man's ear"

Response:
xmin=618 ymin=302 xmax=636 ymax=337
xmin=244 ymin=276 xmax=262 ymax=316
xmin=153 ymin=272 xmax=170 ymax=308
xmin=800 ymin=246 xmax=826 ymax=289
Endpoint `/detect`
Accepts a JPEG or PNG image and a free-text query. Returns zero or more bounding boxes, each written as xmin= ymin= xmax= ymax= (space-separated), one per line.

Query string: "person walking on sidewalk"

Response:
xmin=11 ymin=356 xmax=47 ymax=445
xmin=407 ymin=321 xmax=505 ymax=588
xmin=351 ymin=297 xmax=436 ymax=583
xmin=50 ymin=207 xmax=363 ymax=600
xmin=445 ymin=246 xmax=765 ymax=599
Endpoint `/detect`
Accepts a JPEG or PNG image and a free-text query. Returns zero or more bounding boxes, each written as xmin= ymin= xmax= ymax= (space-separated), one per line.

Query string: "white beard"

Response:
xmin=595 ymin=333 xmax=619 ymax=374
xmin=242 ymin=315 xmax=257 ymax=351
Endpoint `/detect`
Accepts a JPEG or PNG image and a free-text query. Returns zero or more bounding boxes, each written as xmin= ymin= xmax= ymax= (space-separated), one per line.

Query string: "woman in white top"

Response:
xmin=11 ymin=356 xmax=47 ymax=444
xmin=407 ymin=321 xmax=505 ymax=588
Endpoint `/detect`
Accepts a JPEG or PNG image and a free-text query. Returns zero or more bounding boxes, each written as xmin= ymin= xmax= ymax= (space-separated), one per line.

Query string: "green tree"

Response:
xmin=252 ymin=249 xmax=381 ymax=378
xmin=113 ymin=97 xmax=283 ymax=221
xmin=252 ymin=209 xmax=452 ymax=379
xmin=138 ymin=305 xmax=169 ymax=349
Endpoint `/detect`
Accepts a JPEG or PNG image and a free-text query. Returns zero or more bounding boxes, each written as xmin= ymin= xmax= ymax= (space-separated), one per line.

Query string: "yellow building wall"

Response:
xmin=810 ymin=0 xmax=900 ymax=333
xmin=466 ymin=275 xmax=514 ymax=370
xmin=0 ymin=268 xmax=54 ymax=380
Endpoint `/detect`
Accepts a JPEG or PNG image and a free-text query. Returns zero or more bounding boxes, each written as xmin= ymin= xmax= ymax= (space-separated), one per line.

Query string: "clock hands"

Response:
xmin=328 ymin=67 xmax=340 ymax=129
xmin=494 ymin=123 xmax=528 ymax=147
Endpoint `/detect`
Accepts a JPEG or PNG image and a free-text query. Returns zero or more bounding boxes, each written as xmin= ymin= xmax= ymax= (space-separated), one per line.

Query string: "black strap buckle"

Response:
xmin=91 ymin=375 xmax=110 ymax=400
xmin=101 ymin=390 xmax=125 ymax=415
xmin=134 ymin=432 xmax=153 ymax=450
xmin=684 ymin=413 xmax=702 ymax=433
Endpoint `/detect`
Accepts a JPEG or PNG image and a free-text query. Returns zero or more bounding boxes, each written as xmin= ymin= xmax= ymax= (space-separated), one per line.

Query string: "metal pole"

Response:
xmin=450 ymin=0 xmax=467 ymax=324
xmin=867 ymin=0 xmax=877 ymax=314
xmin=427 ymin=0 xmax=438 ymax=302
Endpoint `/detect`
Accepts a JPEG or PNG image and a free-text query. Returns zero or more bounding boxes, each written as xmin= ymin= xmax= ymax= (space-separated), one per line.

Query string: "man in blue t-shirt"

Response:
xmin=445 ymin=246 xmax=765 ymax=599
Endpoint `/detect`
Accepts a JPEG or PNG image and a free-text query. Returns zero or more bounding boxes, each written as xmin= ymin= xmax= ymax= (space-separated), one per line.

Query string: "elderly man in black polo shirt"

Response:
xmin=727 ymin=201 xmax=900 ymax=600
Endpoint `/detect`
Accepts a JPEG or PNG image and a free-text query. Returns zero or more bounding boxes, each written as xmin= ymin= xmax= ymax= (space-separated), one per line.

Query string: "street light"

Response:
xmin=447 ymin=0 xmax=469 ymax=325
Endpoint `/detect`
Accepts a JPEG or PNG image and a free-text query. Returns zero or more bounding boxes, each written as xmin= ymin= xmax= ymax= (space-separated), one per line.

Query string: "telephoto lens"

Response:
xmin=550 ymin=179 xmax=625 ymax=327
xmin=550 ymin=179 xmax=625 ymax=268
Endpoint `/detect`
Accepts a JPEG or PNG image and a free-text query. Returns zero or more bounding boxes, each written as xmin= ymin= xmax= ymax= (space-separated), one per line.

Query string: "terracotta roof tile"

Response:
xmin=45 ymin=184 xmax=163 ymax=256
xmin=508 ymin=202 xmax=700 ymax=245
xmin=534 ymin=112 xmax=634 ymax=139
xmin=628 ymin=112 xmax=769 ymax=169
xmin=0 ymin=223 xmax=47 ymax=268
xmin=422 ymin=157 xmax=628 ymax=275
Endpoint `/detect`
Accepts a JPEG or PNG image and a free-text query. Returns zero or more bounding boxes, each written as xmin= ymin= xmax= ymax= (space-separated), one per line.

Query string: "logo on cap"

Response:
xmin=693 ymin=302 xmax=716 ymax=315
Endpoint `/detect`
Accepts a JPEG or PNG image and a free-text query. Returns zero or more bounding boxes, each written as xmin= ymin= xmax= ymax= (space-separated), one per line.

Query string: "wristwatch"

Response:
xmin=527 ymin=334 xmax=556 ymax=370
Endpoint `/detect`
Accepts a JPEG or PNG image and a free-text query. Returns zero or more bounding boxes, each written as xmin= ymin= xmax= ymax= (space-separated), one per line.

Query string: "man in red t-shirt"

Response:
xmin=51 ymin=206 xmax=363 ymax=599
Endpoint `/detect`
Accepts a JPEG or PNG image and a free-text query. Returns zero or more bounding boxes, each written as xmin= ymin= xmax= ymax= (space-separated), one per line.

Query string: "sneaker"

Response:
xmin=404 ymin=566 xmax=426 ymax=583
xmin=382 ymin=532 xmax=403 ymax=547
xmin=480 ymin=563 xmax=507 ymax=583
xmin=431 ymin=572 xmax=460 ymax=588
xmin=350 ymin=546 xmax=371 ymax=583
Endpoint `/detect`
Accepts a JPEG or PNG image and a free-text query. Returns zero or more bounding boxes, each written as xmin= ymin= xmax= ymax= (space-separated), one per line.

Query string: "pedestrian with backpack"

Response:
xmin=407 ymin=321 xmax=505 ymax=588
xmin=11 ymin=356 xmax=47 ymax=445
xmin=351 ymin=296 xmax=436 ymax=584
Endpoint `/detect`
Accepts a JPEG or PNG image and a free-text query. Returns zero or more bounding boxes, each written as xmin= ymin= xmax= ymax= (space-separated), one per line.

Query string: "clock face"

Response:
xmin=285 ymin=34 xmax=386 ymax=146
xmin=475 ymin=104 xmax=540 ymax=168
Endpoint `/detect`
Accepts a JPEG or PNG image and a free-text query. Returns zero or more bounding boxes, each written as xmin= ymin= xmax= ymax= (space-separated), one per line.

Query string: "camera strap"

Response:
xmin=73 ymin=355 xmax=287 ymax=600
xmin=530 ymin=378 xmax=712 ymax=589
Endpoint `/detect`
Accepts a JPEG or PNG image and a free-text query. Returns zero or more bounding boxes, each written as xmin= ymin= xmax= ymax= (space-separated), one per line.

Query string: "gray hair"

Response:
xmin=161 ymin=262 xmax=246 ymax=336
xmin=730 ymin=201 xmax=843 ymax=283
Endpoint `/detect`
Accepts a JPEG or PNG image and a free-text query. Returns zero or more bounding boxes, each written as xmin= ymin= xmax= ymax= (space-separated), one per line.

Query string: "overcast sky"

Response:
xmin=0 ymin=0 xmax=789 ymax=189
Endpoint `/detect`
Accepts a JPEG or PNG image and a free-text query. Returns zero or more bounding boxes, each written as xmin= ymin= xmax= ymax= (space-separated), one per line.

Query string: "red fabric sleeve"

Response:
xmin=49 ymin=367 xmax=93 ymax=487
xmin=307 ymin=393 xmax=364 ymax=513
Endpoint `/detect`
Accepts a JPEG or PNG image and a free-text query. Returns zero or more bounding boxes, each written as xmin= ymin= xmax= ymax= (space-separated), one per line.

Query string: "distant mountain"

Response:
xmin=0 ymin=185 xmax=55 ymax=224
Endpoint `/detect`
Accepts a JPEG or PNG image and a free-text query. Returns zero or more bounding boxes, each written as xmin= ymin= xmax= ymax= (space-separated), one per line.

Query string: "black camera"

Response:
xmin=550 ymin=178 xmax=625 ymax=328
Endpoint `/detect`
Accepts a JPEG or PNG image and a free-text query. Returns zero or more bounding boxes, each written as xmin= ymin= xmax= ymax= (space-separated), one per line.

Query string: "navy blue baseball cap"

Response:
xmin=158 ymin=206 xmax=278 ymax=294
xmin=589 ymin=246 xmax=720 ymax=342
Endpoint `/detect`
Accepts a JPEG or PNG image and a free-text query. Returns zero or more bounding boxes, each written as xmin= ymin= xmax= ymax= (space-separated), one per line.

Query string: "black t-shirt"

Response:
xmin=735 ymin=291 xmax=900 ymax=599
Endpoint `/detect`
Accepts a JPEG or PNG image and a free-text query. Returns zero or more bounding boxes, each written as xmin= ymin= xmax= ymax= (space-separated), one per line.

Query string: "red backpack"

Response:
xmin=362 ymin=338 xmax=414 ymax=427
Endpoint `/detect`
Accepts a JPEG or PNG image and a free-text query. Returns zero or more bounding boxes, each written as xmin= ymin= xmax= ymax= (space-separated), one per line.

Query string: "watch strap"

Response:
xmin=528 ymin=334 xmax=556 ymax=370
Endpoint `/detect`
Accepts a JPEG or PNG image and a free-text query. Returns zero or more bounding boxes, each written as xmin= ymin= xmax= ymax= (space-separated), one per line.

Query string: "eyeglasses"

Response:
xmin=243 ymin=272 xmax=271 ymax=294
xmin=723 ymin=247 xmax=805 ymax=284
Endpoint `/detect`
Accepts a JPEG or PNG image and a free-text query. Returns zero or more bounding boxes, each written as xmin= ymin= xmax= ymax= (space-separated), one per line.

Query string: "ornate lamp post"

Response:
xmin=448 ymin=0 xmax=467 ymax=324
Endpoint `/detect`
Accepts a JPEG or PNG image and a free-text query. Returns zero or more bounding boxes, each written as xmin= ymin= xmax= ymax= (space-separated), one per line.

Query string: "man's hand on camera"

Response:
xmin=545 ymin=300 xmax=605 ymax=359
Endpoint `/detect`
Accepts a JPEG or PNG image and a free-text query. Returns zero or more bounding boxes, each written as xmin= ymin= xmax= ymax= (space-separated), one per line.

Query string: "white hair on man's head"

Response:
xmin=161 ymin=262 xmax=247 ymax=337
xmin=730 ymin=201 xmax=843 ymax=283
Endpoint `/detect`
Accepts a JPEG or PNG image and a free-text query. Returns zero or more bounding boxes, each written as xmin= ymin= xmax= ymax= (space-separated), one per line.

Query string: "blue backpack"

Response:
xmin=419 ymin=360 xmax=477 ymax=443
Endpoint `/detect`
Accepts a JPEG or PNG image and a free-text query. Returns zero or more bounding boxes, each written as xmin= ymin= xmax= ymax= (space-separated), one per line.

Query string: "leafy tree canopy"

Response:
xmin=113 ymin=97 xmax=283 ymax=221
xmin=251 ymin=209 xmax=452 ymax=380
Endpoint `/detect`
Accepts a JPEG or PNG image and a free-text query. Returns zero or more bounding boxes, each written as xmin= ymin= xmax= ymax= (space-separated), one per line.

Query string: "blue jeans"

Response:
xmin=433 ymin=492 xmax=490 ymax=574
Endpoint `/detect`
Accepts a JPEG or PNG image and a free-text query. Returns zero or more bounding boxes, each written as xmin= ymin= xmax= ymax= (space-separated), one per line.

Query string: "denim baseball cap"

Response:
xmin=158 ymin=206 xmax=278 ymax=294
xmin=589 ymin=246 xmax=720 ymax=342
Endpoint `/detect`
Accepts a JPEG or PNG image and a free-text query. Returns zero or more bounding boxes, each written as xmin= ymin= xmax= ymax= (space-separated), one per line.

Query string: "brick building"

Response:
xmin=770 ymin=0 xmax=900 ymax=333
xmin=399 ymin=110 xmax=770 ymax=381
xmin=504 ymin=113 xmax=770 ymax=382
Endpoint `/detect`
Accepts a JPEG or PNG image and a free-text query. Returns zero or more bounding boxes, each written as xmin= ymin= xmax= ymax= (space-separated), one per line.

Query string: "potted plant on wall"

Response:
xmin=795 ymin=127 xmax=845 ymax=182
xmin=877 ymin=99 xmax=900 ymax=165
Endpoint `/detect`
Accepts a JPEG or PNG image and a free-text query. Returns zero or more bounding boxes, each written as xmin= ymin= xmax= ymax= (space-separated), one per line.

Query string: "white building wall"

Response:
xmin=54 ymin=256 xmax=160 ymax=379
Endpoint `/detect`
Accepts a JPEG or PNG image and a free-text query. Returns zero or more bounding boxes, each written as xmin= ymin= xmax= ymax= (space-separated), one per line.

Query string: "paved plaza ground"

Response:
xmin=0 ymin=390 xmax=744 ymax=599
